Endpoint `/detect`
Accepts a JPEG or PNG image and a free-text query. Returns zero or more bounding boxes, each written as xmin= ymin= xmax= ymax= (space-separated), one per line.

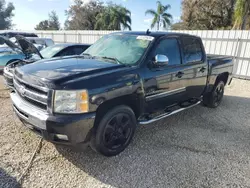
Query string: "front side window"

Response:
xmin=154 ymin=38 xmax=181 ymax=66
xmin=182 ymin=37 xmax=203 ymax=63
xmin=84 ymin=34 xmax=154 ymax=65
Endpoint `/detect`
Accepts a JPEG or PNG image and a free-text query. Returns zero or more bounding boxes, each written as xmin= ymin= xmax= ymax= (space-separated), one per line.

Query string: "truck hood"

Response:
xmin=16 ymin=56 xmax=126 ymax=87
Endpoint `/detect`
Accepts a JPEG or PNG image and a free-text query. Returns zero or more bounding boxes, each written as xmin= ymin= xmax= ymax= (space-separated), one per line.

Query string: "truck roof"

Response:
xmin=115 ymin=31 xmax=198 ymax=39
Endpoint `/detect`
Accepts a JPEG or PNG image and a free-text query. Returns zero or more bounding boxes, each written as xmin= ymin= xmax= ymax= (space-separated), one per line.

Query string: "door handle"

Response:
xmin=199 ymin=67 xmax=206 ymax=73
xmin=175 ymin=71 xmax=184 ymax=78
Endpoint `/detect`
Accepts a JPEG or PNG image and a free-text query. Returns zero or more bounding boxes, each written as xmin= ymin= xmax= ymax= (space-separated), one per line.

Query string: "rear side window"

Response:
xmin=154 ymin=38 xmax=181 ymax=66
xmin=73 ymin=46 xmax=88 ymax=54
xmin=182 ymin=37 xmax=203 ymax=63
xmin=58 ymin=46 xmax=89 ymax=56
xmin=57 ymin=47 xmax=75 ymax=56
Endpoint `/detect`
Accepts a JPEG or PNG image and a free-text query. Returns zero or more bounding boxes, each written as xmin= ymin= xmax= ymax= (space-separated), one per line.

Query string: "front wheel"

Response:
xmin=203 ymin=81 xmax=225 ymax=108
xmin=90 ymin=105 xmax=137 ymax=156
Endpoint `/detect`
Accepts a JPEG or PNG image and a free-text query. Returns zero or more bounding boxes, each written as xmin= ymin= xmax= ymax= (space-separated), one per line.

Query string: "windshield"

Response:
xmin=40 ymin=45 xmax=65 ymax=59
xmin=84 ymin=34 xmax=154 ymax=65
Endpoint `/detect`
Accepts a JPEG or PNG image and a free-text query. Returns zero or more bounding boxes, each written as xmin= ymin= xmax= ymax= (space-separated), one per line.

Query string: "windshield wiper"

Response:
xmin=97 ymin=56 xmax=123 ymax=65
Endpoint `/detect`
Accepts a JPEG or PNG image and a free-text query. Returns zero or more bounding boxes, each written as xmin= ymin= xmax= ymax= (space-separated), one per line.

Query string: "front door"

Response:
xmin=142 ymin=37 xmax=188 ymax=113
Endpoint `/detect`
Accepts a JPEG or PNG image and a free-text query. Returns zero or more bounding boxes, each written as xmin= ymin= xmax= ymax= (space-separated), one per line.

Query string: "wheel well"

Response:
xmin=6 ymin=59 xmax=20 ymax=66
xmin=94 ymin=95 xmax=141 ymax=128
xmin=216 ymin=72 xmax=229 ymax=85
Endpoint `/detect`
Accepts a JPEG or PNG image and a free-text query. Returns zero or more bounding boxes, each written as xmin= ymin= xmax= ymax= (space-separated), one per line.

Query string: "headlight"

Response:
xmin=53 ymin=90 xmax=89 ymax=113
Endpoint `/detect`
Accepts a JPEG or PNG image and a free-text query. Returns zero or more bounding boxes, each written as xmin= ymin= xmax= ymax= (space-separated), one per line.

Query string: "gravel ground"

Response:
xmin=0 ymin=76 xmax=250 ymax=188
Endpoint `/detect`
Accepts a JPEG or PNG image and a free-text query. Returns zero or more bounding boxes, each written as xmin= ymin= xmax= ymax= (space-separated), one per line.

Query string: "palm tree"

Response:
xmin=145 ymin=1 xmax=172 ymax=30
xmin=233 ymin=0 xmax=250 ymax=29
xmin=95 ymin=4 xmax=131 ymax=30
xmin=117 ymin=6 xmax=132 ymax=30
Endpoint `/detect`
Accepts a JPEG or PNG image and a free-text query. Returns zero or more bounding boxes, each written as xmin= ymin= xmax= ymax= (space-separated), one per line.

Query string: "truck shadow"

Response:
xmin=0 ymin=168 xmax=20 ymax=188
xmin=56 ymin=94 xmax=250 ymax=188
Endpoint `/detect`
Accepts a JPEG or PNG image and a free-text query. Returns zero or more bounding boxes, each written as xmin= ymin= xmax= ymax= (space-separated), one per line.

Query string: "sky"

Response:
xmin=6 ymin=0 xmax=182 ymax=31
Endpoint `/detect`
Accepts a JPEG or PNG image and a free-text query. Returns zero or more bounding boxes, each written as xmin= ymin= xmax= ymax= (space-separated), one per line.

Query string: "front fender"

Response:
xmin=82 ymin=68 xmax=143 ymax=112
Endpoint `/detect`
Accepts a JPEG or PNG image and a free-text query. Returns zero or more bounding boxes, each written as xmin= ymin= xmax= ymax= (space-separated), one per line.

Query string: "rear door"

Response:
xmin=181 ymin=36 xmax=208 ymax=98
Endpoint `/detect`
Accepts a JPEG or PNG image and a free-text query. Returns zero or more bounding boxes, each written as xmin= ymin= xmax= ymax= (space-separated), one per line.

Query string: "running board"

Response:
xmin=139 ymin=101 xmax=201 ymax=125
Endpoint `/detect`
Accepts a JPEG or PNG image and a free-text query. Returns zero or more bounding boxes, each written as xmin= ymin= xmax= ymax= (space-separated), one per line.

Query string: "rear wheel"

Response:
xmin=203 ymin=81 xmax=225 ymax=108
xmin=90 ymin=105 xmax=137 ymax=156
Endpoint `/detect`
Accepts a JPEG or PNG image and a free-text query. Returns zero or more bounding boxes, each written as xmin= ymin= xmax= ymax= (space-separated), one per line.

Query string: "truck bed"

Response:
xmin=206 ymin=54 xmax=234 ymax=92
xmin=207 ymin=54 xmax=233 ymax=61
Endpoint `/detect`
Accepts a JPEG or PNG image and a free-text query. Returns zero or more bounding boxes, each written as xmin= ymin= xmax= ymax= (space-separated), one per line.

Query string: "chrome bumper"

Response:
xmin=10 ymin=92 xmax=48 ymax=130
xmin=3 ymin=67 xmax=13 ymax=79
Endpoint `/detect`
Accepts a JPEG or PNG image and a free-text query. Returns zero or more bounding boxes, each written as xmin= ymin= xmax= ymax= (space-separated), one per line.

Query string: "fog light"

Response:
xmin=55 ymin=134 xmax=68 ymax=141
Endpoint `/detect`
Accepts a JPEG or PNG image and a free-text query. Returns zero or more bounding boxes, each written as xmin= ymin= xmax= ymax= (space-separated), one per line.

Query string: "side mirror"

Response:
xmin=154 ymin=54 xmax=169 ymax=66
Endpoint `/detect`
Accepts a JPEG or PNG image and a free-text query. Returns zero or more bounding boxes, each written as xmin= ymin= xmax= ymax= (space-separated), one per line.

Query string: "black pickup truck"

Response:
xmin=10 ymin=32 xmax=233 ymax=156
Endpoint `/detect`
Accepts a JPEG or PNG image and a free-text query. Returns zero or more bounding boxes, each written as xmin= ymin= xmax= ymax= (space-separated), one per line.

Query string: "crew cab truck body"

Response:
xmin=10 ymin=32 xmax=233 ymax=156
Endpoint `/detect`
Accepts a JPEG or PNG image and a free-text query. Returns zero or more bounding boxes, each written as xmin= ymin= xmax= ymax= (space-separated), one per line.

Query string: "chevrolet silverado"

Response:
xmin=10 ymin=32 xmax=233 ymax=156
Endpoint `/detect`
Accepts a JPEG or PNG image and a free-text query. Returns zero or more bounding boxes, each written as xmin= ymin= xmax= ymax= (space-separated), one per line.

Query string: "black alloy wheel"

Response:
xmin=103 ymin=113 xmax=132 ymax=150
xmin=91 ymin=105 xmax=137 ymax=156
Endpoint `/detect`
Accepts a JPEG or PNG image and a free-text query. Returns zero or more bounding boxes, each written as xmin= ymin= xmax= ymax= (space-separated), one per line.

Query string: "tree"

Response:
xmin=145 ymin=1 xmax=172 ymax=30
xmin=48 ymin=11 xmax=60 ymax=30
xmin=65 ymin=0 xmax=104 ymax=30
xmin=35 ymin=11 xmax=60 ymax=30
xmin=233 ymin=0 xmax=250 ymax=29
xmin=0 ymin=0 xmax=15 ymax=30
xmin=65 ymin=0 xmax=131 ymax=30
xmin=180 ymin=0 xmax=236 ymax=30
xmin=35 ymin=20 xmax=50 ymax=30
xmin=95 ymin=4 xmax=131 ymax=30
xmin=171 ymin=22 xmax=189 ymax=30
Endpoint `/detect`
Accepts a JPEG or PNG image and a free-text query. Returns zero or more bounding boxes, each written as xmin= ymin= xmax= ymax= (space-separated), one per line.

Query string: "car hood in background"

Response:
xmin=15 ymin=35 xmax=43 ymax=59
xmin=0 ymin=36 xmax=22 ymax=53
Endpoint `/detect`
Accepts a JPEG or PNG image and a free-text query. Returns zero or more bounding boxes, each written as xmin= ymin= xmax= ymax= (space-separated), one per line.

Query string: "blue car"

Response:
xmin=0 ymin=36 xmax=26 ymax=70
xmin=0 ymin=35 xmax=55 ymax=70
xmin=3 ymin=35 xmax=91 ymax=87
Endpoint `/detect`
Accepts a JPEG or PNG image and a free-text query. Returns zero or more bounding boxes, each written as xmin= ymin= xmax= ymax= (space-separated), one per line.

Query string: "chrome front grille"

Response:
xmin=13 ymin=77 xmax=48 ymax=110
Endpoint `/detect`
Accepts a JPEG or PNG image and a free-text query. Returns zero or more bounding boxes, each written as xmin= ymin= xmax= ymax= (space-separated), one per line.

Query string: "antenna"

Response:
xmin=146 ymin=29 xmax=150 ymax=35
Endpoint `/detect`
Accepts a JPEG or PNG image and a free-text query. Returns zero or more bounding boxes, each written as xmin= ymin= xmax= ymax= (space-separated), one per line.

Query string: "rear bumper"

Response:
xmin=10 ymin=92 xmax=96 ymax=145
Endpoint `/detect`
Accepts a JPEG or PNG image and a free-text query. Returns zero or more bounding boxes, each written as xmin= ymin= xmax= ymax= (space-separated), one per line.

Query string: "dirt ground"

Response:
xmin=0 ymin=76 xmax=250 ymax=188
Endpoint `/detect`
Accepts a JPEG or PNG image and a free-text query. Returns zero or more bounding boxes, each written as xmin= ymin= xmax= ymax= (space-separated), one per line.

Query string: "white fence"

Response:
xmin=35 ymin=30 xmax=113 ymax=44
xmin=33 ymin=30 xmax=250 ymax=80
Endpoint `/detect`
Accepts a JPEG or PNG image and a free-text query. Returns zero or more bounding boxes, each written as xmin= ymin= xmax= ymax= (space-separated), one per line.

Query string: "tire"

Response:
xmin=90 ymin=105 xmax=137 ymax=157
xmin=203 ymin=81 xmax=225 ymax=108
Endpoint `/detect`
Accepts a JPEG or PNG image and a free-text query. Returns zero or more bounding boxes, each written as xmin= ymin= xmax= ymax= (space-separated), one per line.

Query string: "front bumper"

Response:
xmin=3 ymin=68 xmax=14 ymax=88
xmin=10 ymin=92 xmax=96 ymax=145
